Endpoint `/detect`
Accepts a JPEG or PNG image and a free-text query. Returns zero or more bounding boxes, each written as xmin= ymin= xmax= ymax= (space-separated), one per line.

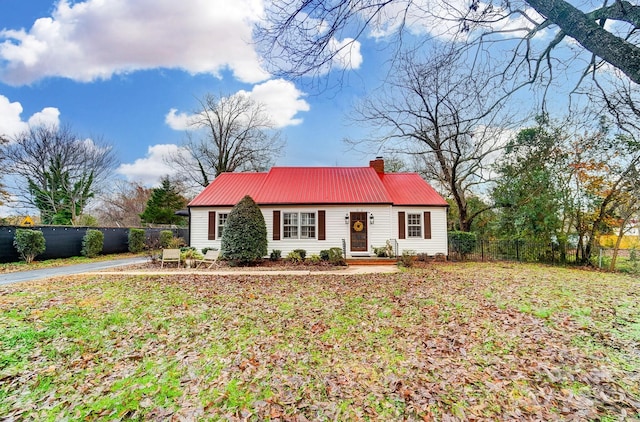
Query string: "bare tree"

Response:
xmin=94 ymin=181 xmax=152 ymax=227
xmin=168 ymin=93 xmax=285 ymax=188
xmin=349 ymin=49 xmax=507 ymax=231
xmin=4 ymin=124 xmax=118 ymax=225
xmin=257 ymin=0 xmax=640 ymax=99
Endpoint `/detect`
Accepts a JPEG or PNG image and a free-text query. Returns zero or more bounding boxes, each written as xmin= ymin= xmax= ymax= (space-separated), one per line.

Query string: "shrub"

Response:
xmin=319 ymin=250 xmax=330 ymax=261
xmin=416 ymin=253 xmax=430 ymax=262
xmin=81 ymin=229 xmax=104 ymax=258
xmin=448 ymin=231 xmax=477 ymax=260
xmin=373 ymin=240 xmax=395 ymax=257
xmin=181 ymin=247 xmax=203 ymax=261
xmin=13 ymin=229 xmax=46 ymax=263
xmin=159 ymin=230 xmax=174 ymax=248
xmin=220 ymin=195 xmax=268 ymax=265
xmin=307 ymin=254 xmax=322 ymax=264
xmin=285 ymin=251 xmax=303 ymax=263
xmin=373 ymin=245 xmax=387 ymax=257
xmin=270 ymin=249 xmax=282 ymax=261
xmin=128 ymin=228 xmax=145 ymax=253
xmin=292 ymin=249 xmax=307 ymax=260
xmin=399 ymin=250 xmax=416 ymax=268
xmin=328 ymin=247 xmax=346 ymax=266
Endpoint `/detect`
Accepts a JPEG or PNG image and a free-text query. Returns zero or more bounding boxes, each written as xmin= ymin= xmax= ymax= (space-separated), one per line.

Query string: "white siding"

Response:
xmin=392 ymin=206 xmax=448 ymax=255
xmin=189 ymin=207 xmax=232 ymax=252
xmin=190 ymin=204 xmax=447 ymax=257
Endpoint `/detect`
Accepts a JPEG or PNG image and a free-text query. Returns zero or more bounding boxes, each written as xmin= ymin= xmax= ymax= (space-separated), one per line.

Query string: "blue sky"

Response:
xmin=0 ymin=0 xmax=392 ymax=190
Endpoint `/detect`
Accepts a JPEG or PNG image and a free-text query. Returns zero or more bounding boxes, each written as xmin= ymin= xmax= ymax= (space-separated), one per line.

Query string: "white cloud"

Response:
xmin=116 ymin=144 xmax=181 ymax=186
xmin=164 ymin=109 xmax=195 ymax=131
xmin=0 ymin=0 xmax=270 ymax=85
xmin=241 ymin=79 xmax=310 ymax=127
xmin=328 ymin=38 xmax=363 ymax=71
xmin=165 ymin=78 xmax=310 ymax=130
xmin=27 ymin=107 xmax=60 ymax=127
xmin=0 ymin=95 xmax=60 ymax=138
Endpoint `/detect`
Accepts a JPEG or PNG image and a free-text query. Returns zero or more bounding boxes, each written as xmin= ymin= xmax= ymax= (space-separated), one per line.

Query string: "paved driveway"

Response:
xmin=0 ymin=257 xmax=148 ymax=286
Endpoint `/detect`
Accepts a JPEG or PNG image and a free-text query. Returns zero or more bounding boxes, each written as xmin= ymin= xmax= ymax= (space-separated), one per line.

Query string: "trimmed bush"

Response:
xmin=220 ymin=195 xmax=267 ymax=265
xmin=13 ymin=229 xmax=46 ymax=263
xmin=320 ymin=250 xmax=330 ymax=261
xmin=448 ymin=231 xmax=477 ymax=260
xmin=81 ymin=229 xmax=104 ymax=258
xmin=159 ymin=230 xmax=174 ymax=248
xmin=270 ymin=249 xmax=282 ymax=261
xmin=128 ymin=228 xmax=145 ymax=253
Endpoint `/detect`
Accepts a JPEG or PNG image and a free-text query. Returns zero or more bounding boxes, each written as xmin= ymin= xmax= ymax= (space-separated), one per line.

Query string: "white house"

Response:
xmin=187 ymin=158 xmax=449 ymax=257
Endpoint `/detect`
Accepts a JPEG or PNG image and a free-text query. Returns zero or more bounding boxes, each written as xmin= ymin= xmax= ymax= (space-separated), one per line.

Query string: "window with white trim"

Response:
xmin=283 ymin=212 xmax=316 ymax=239
xmin=300 ymin=212 xmax=316 ymax=238
xmin=283 ymin=212 xmax=299 ymax=239
xmin=218 ymin=213 xmax=228 ymax=238
xmin=407 ymin=213 xmax=422 ymax=238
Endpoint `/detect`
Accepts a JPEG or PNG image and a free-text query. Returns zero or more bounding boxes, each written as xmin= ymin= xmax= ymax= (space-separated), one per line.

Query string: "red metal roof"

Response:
xmin=189 ymin=172 xmax=268 ymax=206
xmin=380 ymin=173 xmax=449 ymax=206
xmin=188 ymin=166 xmax=448 ymax=207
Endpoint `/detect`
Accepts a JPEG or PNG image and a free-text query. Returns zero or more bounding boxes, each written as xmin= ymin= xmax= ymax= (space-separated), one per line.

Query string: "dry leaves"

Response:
xmin=0 ymin=263 xmax=638 ymax=420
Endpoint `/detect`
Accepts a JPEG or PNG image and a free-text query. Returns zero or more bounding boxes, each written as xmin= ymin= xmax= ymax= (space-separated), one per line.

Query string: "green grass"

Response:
xmin=0 ymin=264 xmax=638 ymax=420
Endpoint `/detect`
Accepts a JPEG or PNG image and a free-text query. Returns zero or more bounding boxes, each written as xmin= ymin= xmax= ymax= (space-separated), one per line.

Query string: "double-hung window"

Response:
xmin=283 ymin=212 xmax=316 ymax=239
xmin=218 ymin=213 xmax=228 ymax=238
xmin=283 ymin=213 xmax=299 ymax=239
xmin=407 ymin=213 xmax=422 ymax=238
xmin=300 ymin=213 xmax=316 ymax=238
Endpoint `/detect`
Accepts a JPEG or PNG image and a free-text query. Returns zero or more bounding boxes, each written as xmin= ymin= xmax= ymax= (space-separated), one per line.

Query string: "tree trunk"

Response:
xmin=609 ymin=224 xmax=626 ymax=271
xmin=526 ymin=0 xmax=640 ymax=84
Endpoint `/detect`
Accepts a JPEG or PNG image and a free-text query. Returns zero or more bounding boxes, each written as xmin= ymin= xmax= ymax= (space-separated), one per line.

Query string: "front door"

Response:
xmin=350 ymin=212 xmax=368 ymax=252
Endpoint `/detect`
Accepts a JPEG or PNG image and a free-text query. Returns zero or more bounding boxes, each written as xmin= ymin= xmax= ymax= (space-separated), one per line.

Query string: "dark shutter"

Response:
xmin=273 ymin=210 xmax=281 ymax=240
xmin=318 ymin=210 xmax=326 ymax=240
xmin=398 ymin=212 xmax=406 ymax=239
xmin=424 ymin=211 xmax=432 ymax=239
xmin=208 ymin=211 xmax=216 ymax=240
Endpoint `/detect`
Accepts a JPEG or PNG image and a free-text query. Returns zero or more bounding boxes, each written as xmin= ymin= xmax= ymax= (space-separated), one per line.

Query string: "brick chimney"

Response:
xmin=369 ymin=156 xmax=384 ymax=174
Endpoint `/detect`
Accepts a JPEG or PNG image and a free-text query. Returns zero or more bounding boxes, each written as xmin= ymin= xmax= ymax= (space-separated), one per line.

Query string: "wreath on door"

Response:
xmin=353 ymin=221 xmax=364 ymax=232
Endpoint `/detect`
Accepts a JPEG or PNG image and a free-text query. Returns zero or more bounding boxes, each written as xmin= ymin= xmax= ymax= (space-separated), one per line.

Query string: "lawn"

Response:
xmin=1 ymin=263 xmax=638 ymax=420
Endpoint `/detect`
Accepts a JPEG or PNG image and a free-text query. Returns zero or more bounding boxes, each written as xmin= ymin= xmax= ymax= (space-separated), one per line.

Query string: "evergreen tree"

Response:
xmin=140 ymin=177 xmax=187 ymax=225
xmin=220 ymin=195 xmax=267 ymax=264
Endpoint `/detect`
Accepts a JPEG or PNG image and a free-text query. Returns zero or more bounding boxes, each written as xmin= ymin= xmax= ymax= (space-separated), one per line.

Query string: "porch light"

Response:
xmin=345 ymin=213 xmax=349 ymax=224
xmin=369 ymin=213 xmax=374 ymax=225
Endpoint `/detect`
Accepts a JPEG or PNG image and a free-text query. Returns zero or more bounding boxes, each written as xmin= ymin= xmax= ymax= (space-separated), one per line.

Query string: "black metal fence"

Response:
xmin=0 ymin=226 xmax=188 ymax=263
xmin=448 ymin=239 xmax=581 ymax=264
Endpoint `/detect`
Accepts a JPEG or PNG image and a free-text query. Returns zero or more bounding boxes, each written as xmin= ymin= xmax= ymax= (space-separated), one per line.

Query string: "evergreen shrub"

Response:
xmin=13 ymin=229 xmax=46 ymax=263
xmin=81 ymin=229 xmax=104 ymax=258
xmin=220 ymin=195 xmax=267 ymax=265
xmin=159 ymin=230 xmax=174 ymax=248
xmin=448 ymin=231 xmax=477 ymax=260
xmin=128 ymin=228 xmax=145 ymax=253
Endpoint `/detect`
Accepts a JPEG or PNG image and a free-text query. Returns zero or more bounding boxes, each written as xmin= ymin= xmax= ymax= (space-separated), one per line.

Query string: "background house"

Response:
xmin=188 ymin=158 xmax=449 ymax=257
